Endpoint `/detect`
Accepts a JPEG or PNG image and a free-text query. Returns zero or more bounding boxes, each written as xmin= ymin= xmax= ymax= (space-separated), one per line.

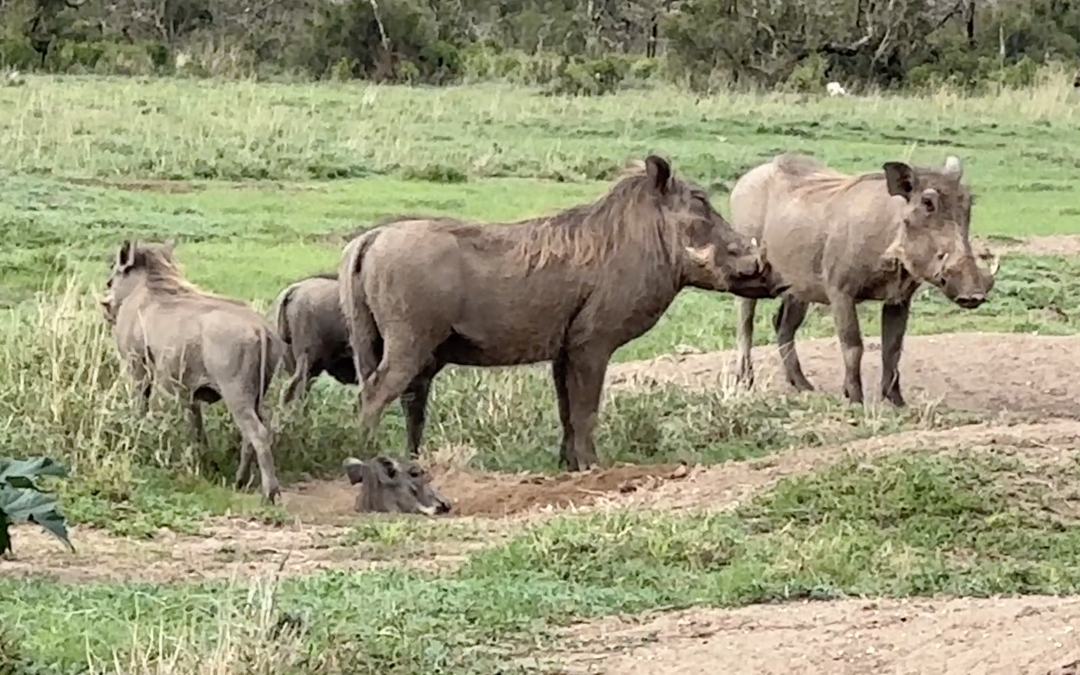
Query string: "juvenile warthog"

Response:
xmin=343 ymin=456 xmax=452 ymax=515
xmin=730 ymin=154 xmax=1000 ymax=406
xmin=101 ymin=240 xmax=286 ymax=503
xmin=273 ymin=272 xmax=356 ymax=404
xmin=339 ymin=154 xmax=789 ymax=470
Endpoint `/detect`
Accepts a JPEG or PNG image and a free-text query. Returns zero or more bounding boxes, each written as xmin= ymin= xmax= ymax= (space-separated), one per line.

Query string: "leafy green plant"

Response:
xmin=0 ymin=457 xmax=74 ymax=556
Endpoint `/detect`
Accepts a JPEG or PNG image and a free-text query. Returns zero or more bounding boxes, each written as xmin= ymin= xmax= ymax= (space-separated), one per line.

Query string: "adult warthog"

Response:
xmin=730 ymin=153 xmax=1000 ymax=406
xmin=343 ymin=456 xmax=452 ymax=515
xmin=100 ymin=240 xmax=286 ymax=503
xmin=339 ymin=154 xmax=789 ymax=470
xmin=273 ymin=272 xmax=357 ymax=404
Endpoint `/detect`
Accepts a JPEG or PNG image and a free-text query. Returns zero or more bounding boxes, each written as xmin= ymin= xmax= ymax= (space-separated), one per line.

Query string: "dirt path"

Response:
xmin=609 ymin=332 xmax=1080 ymax=417
xmin=8 ymin=416 xmax=1080 ymax=584
xmin=550 ymin=596 xmax=1080 ymax=675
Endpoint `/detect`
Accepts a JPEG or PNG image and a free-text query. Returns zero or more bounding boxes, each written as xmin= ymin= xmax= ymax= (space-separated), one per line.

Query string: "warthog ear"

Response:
xmin=882 ymin=162 xmax=916 ymax=199
xmin=116 ymin=240 xmax=136 ymax=272
xmin=162 ymin=238 xmax=177 ymax=256
xmin=343 ymin=457 xmax=365 ymax=485
xmin=942 ymin=155 xmax=963 ymax=178
xmin=645 ymin=155 xmax=672 ymax=195
xmin=375 ymin=456 xmax=399 ymax=481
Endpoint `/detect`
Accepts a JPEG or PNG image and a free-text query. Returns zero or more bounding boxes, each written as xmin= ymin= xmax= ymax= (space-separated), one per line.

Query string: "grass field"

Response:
xmin=3 ymin=69 xmax=1080 ymax=674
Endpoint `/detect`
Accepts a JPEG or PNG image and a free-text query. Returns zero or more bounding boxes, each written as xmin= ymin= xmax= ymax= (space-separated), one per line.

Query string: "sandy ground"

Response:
xmin=550 ymin=596 xmax=1080 ymax=675
xmin=9 ymin=230 xmax=1080 ymax=674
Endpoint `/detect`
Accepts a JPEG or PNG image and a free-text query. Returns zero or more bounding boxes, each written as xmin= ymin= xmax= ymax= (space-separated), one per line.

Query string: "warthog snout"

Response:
xmin=953 ymin=292 xmax=987 ymax=309
xmin=940 ymin=249 xmax=999 ymax=310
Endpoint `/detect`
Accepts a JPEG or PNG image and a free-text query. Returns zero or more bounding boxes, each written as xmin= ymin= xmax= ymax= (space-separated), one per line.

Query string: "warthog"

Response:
xmin=272 ymin=272 xmax=356 ymax=404
xmin=730 ymin=153 xmax=1000 ymax=406
xmin=338 ymin=154 xmax=789 ymax=470
xmin=101 ymin=240 xmax=286 ymax=503
xmin=343 ymin=456 xmax=452 ymax=515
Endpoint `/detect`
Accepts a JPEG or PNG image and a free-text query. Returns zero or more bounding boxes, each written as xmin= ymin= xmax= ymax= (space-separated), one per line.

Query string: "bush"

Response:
xmin=0 ymin=456 xmax=73 ymax=556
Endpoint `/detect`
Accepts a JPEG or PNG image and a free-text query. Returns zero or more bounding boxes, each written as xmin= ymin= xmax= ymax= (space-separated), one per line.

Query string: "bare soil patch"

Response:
xmin=609 ymin=333 xmax=1080 ymax=418
xmin=549 ymin=596 xmax=1080 ymax=675
xmin=993 ymin=234 xmax=1080 ymax=257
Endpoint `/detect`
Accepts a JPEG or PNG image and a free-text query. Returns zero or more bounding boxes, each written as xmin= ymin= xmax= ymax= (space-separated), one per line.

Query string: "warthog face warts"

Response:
xmin=343 ymin=456 xmax=452 ymax=516
xmin=883 ymin=156 xmax=999 ymax=310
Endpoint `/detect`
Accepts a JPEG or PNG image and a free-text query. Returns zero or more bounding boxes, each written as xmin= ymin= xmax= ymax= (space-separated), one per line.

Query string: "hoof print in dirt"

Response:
xmin=343 ymin=456 xmax=452 ymax=516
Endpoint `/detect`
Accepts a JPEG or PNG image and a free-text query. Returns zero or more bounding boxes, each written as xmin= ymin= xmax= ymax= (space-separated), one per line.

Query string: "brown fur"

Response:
xmin=730 ymin=153 xmax=1000 ymax=407
xmin=338 ymin=154 xmax=789 ymax=470
xmin=272 ymin=273 xmax=356 ymax=404
xmin=342 ymin=456 xmax=451 ymax=515
xmin=104 ymin=240 xmax=287 ymax=503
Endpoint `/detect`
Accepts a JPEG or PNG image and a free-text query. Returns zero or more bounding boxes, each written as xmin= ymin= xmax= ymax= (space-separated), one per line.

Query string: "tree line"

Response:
xmin=1 ymin=0 xmax=1078 ymax=92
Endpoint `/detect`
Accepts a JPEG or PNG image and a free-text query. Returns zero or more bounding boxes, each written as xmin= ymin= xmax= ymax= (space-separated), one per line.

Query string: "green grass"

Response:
xmin=4 ymin=450 xmax=1080 ymax=674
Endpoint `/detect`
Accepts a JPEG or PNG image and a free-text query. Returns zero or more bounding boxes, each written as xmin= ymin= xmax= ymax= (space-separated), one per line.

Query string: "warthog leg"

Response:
xmin=775 ymin=297 xmax=815 ymax=392
xmin=561 ymin=348 xmax=607 ymax=471
xmin=359 ymin=333 xmax=441 ymax=453
xmin=280 ymin=352 xmax=310 ymax=405
xmin=552 ymin=352 xmax=573 ymax=467
xmin=221 ymin=386 xmax=280 ymax=504
xmin=880 ymin=299 xmax=911 ymax=407
xmin=828 ymin=293 xmax=865 ymax=404
xmin=400 ymin=362 xmax=443 ymax=458
xmin=735 ymin=298 xmax=756 ymax=388
xmin=185 ymin=402 xmax=209 ymax=448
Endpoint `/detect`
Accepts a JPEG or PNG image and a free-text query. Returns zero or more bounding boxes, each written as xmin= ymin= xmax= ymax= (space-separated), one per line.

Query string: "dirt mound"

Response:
xmin=438 ymin=463 xmax=691 ymax=517
xmin=619 ymin=417 xmax=1080 ymax=513
xmin=548 ymin=596 xmax=1080 ymax=675
xmin=609 ymin=333 xmax=1080 ymax=418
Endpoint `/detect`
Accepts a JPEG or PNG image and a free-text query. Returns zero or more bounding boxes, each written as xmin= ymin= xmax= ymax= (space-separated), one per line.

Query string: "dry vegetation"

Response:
xmin=2 ymin=70 xmax=1080 ymax=674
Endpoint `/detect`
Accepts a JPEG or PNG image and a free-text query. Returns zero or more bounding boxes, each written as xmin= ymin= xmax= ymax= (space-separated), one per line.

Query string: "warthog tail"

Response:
xmin=271 ymin=282 xmax=299 ymax=375
xmin=338 ymin=226 xmax=385 ymax=386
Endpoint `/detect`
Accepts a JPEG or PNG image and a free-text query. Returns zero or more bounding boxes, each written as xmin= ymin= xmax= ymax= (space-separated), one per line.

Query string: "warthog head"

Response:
xmin=343 ymin=456 xmax=452 ymax=516
xmin=883 ymin=156 xmax=999 ymax=309
xmin=646 ymin=156 xmax=786 ymax=298
xmin=103 ymin=240 xmax=179 ymax=315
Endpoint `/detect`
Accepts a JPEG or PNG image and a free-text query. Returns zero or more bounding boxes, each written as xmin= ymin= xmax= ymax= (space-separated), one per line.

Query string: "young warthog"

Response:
xmin=730 ymin=154 xmax=1000 ymax=406
xmin=100 ymin=240 xmax=286 ymax=503
xmin=339 ymin=154 xmax=789 ymax=470
xmin=273 ymin=272 xmax=356 ymax=404
xmin=343 ymin=456 xmax=451 ymax=515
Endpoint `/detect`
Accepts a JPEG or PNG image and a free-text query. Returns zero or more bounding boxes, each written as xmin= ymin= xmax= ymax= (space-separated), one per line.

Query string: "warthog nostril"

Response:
xmin=437 ymin=500 xmax=451 ymax=514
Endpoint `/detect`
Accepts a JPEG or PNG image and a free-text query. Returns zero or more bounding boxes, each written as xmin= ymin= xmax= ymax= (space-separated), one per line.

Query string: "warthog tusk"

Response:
xmin=417 ymin=504 xmax=437 ymax=516
xmin=989 ymin=254 xmax=1001 ymax=276
xmin=750 ymin=237 xmax=758 ymax=248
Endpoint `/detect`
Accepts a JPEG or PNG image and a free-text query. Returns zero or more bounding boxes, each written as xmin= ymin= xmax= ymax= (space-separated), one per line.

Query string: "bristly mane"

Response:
xmin=305 ymin=272 xmax=339 ymax=281
xmin=778 ymin=153 xmax=968 ymax=199
xmin=127 ymin=244 xmax=248 ymax=307
xmin=504 ymin=159 xmax=680 ymax=271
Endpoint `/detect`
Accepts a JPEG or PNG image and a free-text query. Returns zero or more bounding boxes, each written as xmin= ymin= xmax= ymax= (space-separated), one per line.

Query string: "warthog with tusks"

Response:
xmin=343 ymin=456 xmax=452 ymax=515
xmin=730 ymin=153 xmax=1000 ymax=406
xmin=100 ymin=240 xmax=287 ymax=503
xmin=273 ymin=272 xmax=357 ymax=404
xmin=338 ymin=155 xmax=790 ymax=470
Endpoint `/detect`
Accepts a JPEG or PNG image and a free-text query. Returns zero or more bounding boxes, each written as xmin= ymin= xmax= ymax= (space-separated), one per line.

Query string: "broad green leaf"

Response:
xmin=0 ymin=486 xmax=74 ymax=553
xmin=0 ymin=511 xmax=10 ymax=556
xmin=0 ymin=457 xmax=69 ymax=489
